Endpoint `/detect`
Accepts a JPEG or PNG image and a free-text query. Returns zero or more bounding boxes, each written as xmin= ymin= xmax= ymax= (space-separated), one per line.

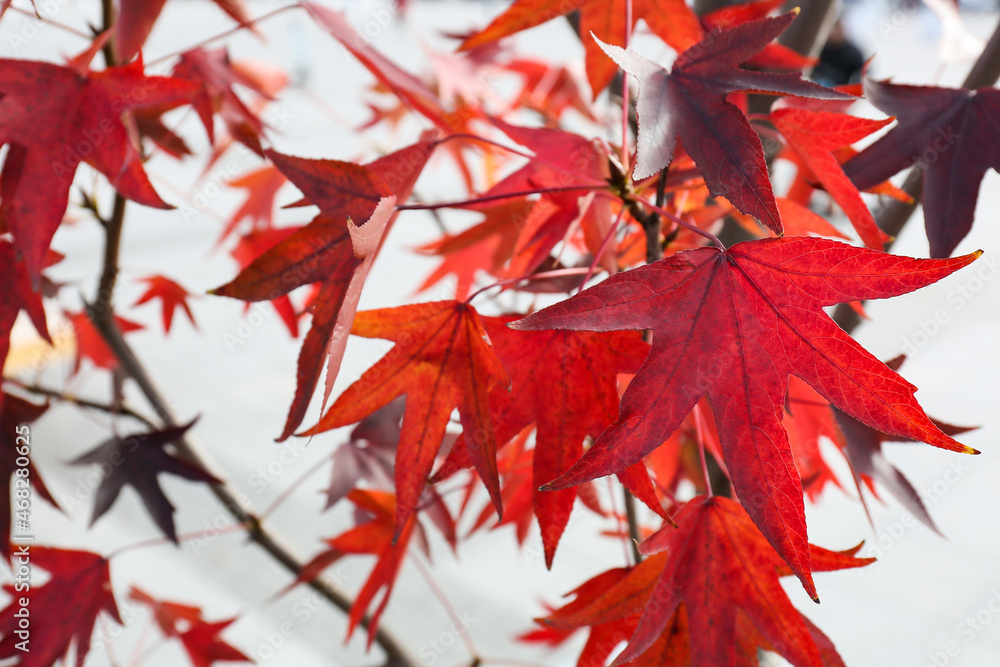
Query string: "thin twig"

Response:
xmin=2 ymin=379 xmax=155 ymax=428
xmin=439 ymin=133 xmax=608 ymax=187
xmin=464 ymin=267 xmax=591 ymax=304
xmin=409 ymin=554 xmax=479 ymax=660
xmin=260 ymin=453 xmax=333 ymax=520
xmin=396 ymin=185 xmax=604 ymax=211
xmin=84 ymin=4 xmax=416 ymax=653
xmin=100 ymin=0 xmax=118 ymax=67
xmin=7 ymin=5 xmax=92 ymax=39
xmin=620 ymin=192 xmax=726 ymax=251
xmin=145 ymin=4 xmax=300 ymax=67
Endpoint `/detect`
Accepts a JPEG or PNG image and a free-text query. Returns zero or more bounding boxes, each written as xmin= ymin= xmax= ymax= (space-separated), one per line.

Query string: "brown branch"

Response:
xmin=2 ymin=379 xmax=155 ymax=428
xmin=87 ymin=200 xmax=417 ymax=667
xmin=86 ymin=222 xmax=417 ymax=667
xmin=777 ymin=0 xmax=841 ymax=61
xmin=622 ymin=486 xmax=643 ymax=564
xmin=100 ymin=0 xmax=118 ymax=67
xmin=80 ymin=5 xmax=416 ymax=664
xmin=833 ymin=20 xmax=1000 ymax=334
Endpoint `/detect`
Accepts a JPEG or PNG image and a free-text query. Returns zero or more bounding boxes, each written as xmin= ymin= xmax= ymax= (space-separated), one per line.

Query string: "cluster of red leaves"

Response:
xmin=0 ymin=0 xmax=993 ymax=665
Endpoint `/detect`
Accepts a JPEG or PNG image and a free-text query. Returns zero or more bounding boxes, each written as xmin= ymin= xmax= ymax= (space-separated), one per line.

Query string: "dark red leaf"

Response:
xmin=69 ymin=421 xmax=219 ymax=542
xmin=597 ymin=13 xmax=852 ymax=233
xmin=0 ymin=548 xmax=121 ymax=667
xmin=844 ymin=76 xmax=1000 ymax=257
xmin=0 ymin=59 xmax=200 ymax=282
xmin=512 ymin=236 xmax=978 ymax=596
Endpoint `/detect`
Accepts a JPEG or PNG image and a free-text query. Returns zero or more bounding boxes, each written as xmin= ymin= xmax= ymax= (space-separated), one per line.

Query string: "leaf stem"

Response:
xmin=580 ymin=206 xmax=626 ymax=288
xmin=259 ymin=453 xmax=334 ymax=520
xmin=396 ymin=185 xmax=604 ymax=211
xmin=620 ymin=192 xmax=726 ymax=252
xmin=145 ymin=4 xmax=300 ymax=67
xmin=693 ymin=403 xmax=713 ymax=498
xmin=409 ymin=553 xmax=480 ymax=660
xmin=439 ymin=133 xmax=608 ymax=187
xmin=464 ymin=267 xmax=591 ymax=304
xmin=6 ymin=5 xmax=92 ymax=39
xmin=106 ymin=524 xmax=247 ymax=560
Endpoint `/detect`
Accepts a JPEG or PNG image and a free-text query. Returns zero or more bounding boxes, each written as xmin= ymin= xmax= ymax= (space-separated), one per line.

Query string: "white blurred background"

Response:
xmin=2 ymin=0 xmax=1000 ymax=665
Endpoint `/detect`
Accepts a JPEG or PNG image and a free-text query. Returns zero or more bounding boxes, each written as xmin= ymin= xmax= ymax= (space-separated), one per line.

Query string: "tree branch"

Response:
xmin=86 ymin=219 xmax=418 ymax=667
xmin=81 ymin=4 xmax=417 ymax=662
xmin=2 ymin=379 xmax=155 ymax=428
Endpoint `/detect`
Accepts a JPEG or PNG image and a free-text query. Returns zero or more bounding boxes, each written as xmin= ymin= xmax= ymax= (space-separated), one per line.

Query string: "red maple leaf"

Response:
xmin=217 ymin=164 xmax=287 ymax=243
xmin=512 ymin=236 xmax=978 ymax=596
xmin=211 ymin=140 xmax=435 ymax=440
xmin=133 ymin=275 xmax=198 ymax=334
xmin=784 ymin=376 xmax=844 ymax=501
xmin=523 ymin=559 xmax=657 ymax=665
xmin=171 ymin=47 xmax=275 ymax=154
xmin=832 ymin=356 xmax=975 ymax=534
xmin=458 ymin=0 xmax=703 ymax=95
xmin=179 ymin=618 xmax=250 ymax=667
xmin=67 ymin=310 xmax=145 ymax=373
xmin=301 ymin=2 xmax=456 ymax=131
xmin=771 ymin=105 xmax=893 ymax=249
xmin=302 ymin=301 xmax=510 ymax=537
xmin=844 ymin=75 xmax=1000 ymax=257
xmin=294 ymin=490 xmax=423 ymax=645
xmin=477 ymin=318 xmax=661 ymax=566
xmin=530 ymin=497 xmax=871 ymax=666
xmin=597 ymin=13 xmax=852 ymax=233
xmin=0 ymin=58 xmax=200 ymax=281
xmin=467 ymin=426 xmax=536 ymax=545
xmin=483 ymin=120 xmax=612 ymax=278
xmin=416 ymin=200 xmax=529 ymax=300
xmin=0 ymin=547 xmax=121 ymax=667
xmin=117 ymin=0 xmax=250 ymax=62
xmin=228 ymin=227 xmax=303 ymax=337
xmin=701 ymin=0 xmax=817 ymax=71
xmin=502 ymin=58 xmax=596 ymax=124
xmin=129 ymin=587 xmax=250 ymax=667
xmin=616 ymin=496 xmax=872 ymax=665
xmin=129 ymin=586 xmax=203 ymax=636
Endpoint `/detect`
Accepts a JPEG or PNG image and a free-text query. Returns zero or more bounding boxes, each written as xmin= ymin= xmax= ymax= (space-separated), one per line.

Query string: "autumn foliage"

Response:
xmin=0 ymin=0 xmax=995 ymax=665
